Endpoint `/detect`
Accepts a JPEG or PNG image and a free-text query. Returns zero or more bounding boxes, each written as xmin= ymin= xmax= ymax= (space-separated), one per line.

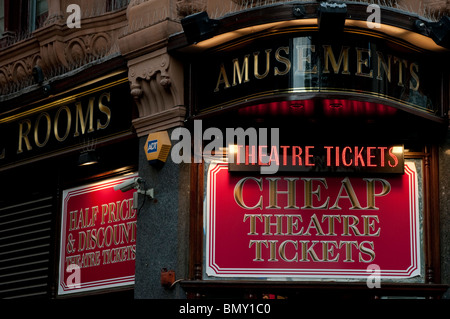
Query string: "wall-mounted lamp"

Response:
xmin=415 ymin=16 xmax=450 ymax=49
xmin=32 ymin=65 xmax=51 ymax=96
xmin=181 ymin=11 xmax=219 ymax=44
xmin=78 ymin=150 xmax=98 ymax=166
xmin=318 ymin=2 xmax=347 ymax=35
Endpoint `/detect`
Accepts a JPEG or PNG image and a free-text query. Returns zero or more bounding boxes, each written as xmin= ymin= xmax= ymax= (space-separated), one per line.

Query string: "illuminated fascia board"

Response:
xmin=182 ymin=19 xmax=448 ymax=53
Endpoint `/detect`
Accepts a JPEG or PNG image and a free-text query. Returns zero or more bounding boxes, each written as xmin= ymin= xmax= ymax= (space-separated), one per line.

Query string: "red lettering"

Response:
xmin=292 ymin=146 xmax=302 ymax=166
xmin=388 ymin=146 xmax=399 ymax=167
xmin=367 ymin=147 xmax=376 ymax=167
xmin=305 ymin=146 xmax=315 ymax=166
xmin=269 ymin=145 xmax=280 ymax=166
xmin=258 ymin=145 xmax=269 ymax=165
xmin=354 ymin=147 xmax=365 ymax=166
xmin=246 ymin=145 xmax=257 ymax=165
xmin=324 ymin=146 xmax=333 ymax=166
xmin=280 ymin=145 xmax=289 ymax=166
xmin=378 ymin=147 xmax=387 ymax=167
xmin=342 ymin=146 xmax=352 ymax=167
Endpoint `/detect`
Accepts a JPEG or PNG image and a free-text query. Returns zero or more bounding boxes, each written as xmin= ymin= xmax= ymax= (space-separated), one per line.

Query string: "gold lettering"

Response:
xmin=74 ymin=97 xmax=95 ymax=137
xmin=299 ymin=240 xmax=322 ymax=262
xmin=330 ymin=177 xmax=363 ymax=209
xmin=303 ymin=213 xmax=325 ymax=236
xmin=362 ymin=215 xmax=381 ymax=236
xmin=214 ymin=64 xmax=231 ymax=92
xmin=376 ymin=52 xmax=392 ymax=82
xmin=394 ymin=57 xmax=408 ymax=87
xmin=97 ymin=92 xmax=111 ymax=130
xmin=342 ymin=215 xmax=362 ymax=236
xmin=266 ymin=177 xmax=299 ymax=209
xmin=302 ymin=178 xmax=330 ymax=209
xmin=249 ymin=240 xmax=267 ymax=261
xmin=364 ymin=178 xmax=391 ymax=209
xmin=243 ymin=214 xmax=263 ymax=235
xmin=297 ymin=44 xmax=317 ymax=74
xmin=232 ymin=55 xmax=250 ymax=86
xmin=279 ymin=240 xmax=298 ymax=262
xmin=322 ymin=215 xmax=341 ymax=235
xmin=322 ymin=241 xmax=339 ymax=262
xmin=274 ymin=46 xmax=291 ymax=76
xmin=356 ymin=47 xmax=373 ymax=78
xmin=359 ymin=241 xmax=375 ymax=262
xmin=34 ymin=112 xmax=51 ymax=148
xmin=17 ymin=119 xmax=32 ymax=154
xmin=286 ymin=215 xmax=303 ymax=235
xmin=262 ymin=214 xmax=284 ymax=235
xmin=323 ymin=45 xmax=350 ymax=74
xmin=234 ymin=177 xmax=263 ymax=209
xmin=409 ymin=62 xmax=420 ymax=91
xmin=254 ymin=49 xmax=272 ymax=79
xmin=54 ymin=106 xmax=72 ymax=142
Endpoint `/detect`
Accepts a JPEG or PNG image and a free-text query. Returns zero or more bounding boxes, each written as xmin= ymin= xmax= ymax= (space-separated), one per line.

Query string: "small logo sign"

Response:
xmin=147 ymin=140 xmax=158 ymax=154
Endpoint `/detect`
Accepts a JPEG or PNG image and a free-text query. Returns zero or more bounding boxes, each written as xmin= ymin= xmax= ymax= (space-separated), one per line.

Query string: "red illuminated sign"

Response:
xmin=229 ymin=144 xmax=404 ymax=174
xmin=206 ymin=163 xmax=421 ymax=279
xmin=58 ymin=174 xmax=137 ymax=295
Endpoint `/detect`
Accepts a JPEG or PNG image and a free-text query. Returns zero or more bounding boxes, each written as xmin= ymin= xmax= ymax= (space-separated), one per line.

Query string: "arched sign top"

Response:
xmin=191 ymin=33 xmax=445 ymax=123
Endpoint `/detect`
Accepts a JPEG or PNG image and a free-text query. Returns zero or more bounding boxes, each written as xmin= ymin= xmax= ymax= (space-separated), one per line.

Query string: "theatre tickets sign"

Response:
xmin=206 ymin=162 xmax=421 ymax=279
xmin=58 ymin=174 xmax=137 ymax=295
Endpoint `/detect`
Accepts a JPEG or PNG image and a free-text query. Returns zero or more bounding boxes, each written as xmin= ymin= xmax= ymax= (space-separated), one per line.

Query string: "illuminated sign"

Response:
xmin=193 ymin=34 xmax=442 ymax=120
xmin=229 ymin=144 xmax=404 ymax=174
xmin=58 ymin=174 xmax=137 ymax=295
xmin=206 ymin=162 xmax=421 ymax=279
xmin=0 ymin=76 xmax=134 ymax=171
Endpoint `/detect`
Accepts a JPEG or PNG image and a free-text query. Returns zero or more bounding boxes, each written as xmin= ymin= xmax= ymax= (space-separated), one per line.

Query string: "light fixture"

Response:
xmin=329 ymin=103 xmax=343 ymax=108
xmin=415 ymin=16 xmax=450 ymax=49
xmin=318 ymin=2 xmax=347 ymax=35
xmin=290 ymin=103 xmax=304 ymax=109
xmin=78 ymin=150 xmax=98 ymax=166
xmin=32 ymin=65 xmax=52 ymax=96
xmin=181 ymin=11 xmax=219 ymax=44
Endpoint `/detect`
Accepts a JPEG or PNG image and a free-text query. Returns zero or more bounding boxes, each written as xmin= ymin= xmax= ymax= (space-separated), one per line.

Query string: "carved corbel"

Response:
xmin=128 ymin=49 xmax=185 ymax=136
xmin=128 ymin=49 xmax=183 ymax=118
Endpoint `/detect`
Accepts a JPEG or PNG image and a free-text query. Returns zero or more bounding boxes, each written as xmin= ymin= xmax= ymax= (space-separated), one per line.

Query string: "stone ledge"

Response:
xmin=132 ymin=105 xmax=186 ymax=137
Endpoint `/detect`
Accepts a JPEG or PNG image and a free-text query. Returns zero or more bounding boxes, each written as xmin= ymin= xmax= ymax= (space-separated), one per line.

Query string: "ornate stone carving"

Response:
xmin=0 ymin=52 xmax=42 ymax=95
xmin=128 ymin=49 xmax=183 ymax=117
xmin=127 ymin=49 xmax=185 ymax=136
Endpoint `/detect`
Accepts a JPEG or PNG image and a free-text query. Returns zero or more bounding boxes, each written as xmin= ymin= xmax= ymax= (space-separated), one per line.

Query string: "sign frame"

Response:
xmin=205 ymin=162 xmax=421 ymax=280
xmin=58 ymin=173 xmax=138 ymax=296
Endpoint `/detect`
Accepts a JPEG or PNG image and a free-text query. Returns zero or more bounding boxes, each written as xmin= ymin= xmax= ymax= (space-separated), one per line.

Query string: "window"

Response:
xmin=29 ymin=0 xmax=47 ymax=32
xmin=0 ymin=0 xmax=4 ymax=35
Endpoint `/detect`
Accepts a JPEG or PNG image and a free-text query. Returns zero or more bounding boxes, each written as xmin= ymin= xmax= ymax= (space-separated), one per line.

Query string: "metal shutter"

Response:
xmin=0 ymin=196 xmax=53 ymax=299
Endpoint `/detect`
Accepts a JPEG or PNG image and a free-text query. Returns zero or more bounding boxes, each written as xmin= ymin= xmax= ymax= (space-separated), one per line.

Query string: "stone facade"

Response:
xmin=1 ymin=0 xmax=449 ymax=299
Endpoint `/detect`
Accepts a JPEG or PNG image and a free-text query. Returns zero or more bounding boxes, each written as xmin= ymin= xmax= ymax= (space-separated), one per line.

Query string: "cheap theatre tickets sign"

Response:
xmin=58 ymin=174 xmax=137 ymax=295
xmin=206 ymin=163 xmax=421 ymax=279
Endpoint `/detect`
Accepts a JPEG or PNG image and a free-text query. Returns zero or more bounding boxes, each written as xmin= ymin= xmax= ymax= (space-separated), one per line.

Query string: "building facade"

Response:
xmin=0 ymin=0 xmax=450 ymax=300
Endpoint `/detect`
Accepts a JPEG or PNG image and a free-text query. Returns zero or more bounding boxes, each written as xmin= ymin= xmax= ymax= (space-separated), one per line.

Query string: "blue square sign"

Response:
xmin=147 ymin=140 xmax=158 ymax=154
